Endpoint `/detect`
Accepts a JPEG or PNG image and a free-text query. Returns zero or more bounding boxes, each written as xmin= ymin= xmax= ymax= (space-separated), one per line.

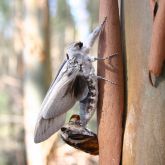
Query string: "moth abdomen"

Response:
xmin=79 ymin=75 xmax=98 ymax=125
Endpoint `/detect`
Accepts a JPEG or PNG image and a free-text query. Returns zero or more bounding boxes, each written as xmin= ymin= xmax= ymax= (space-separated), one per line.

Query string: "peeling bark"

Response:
xmin=149 ymin=0 xmax=165 ymax=86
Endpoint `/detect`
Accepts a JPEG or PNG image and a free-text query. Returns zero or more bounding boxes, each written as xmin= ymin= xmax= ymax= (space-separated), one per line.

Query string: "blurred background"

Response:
xmin=0 ymin=0 xmax=99 ymax=164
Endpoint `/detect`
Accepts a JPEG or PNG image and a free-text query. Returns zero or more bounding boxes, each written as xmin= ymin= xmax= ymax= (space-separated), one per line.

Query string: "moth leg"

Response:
xmin=95 ymin=76 xmax=117 ymax=85
xmin=84 ymin=17 xmax=107 ymax=51
xmin=91 ymin=53 xmax=118 ymax=62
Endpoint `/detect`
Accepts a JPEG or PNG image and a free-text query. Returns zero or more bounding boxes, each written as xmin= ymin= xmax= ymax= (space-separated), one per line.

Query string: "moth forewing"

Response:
xmin=38 ymin=60 xmax=68 ymax=116
xmin=41 ymin=67 xmax=79 ymax=119
xmin=34 ymin=60 xmax=79 ymax=142
xmin=34 ymin=113 xmax=66 ymax=143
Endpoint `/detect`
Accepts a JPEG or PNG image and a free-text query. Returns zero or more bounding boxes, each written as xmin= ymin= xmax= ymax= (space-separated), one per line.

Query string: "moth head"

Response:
xmin=66 ymin=41 xmax=83 ymax=52
xmin=66 ymin=41 xmax=85 ymax=59
xmin=74 ymin=42 xmax=83 ymax=49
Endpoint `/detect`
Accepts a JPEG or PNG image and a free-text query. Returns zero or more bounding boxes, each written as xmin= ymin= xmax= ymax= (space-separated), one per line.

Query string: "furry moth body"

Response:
xmin=34 ymin=18 xmax=107 ymax=143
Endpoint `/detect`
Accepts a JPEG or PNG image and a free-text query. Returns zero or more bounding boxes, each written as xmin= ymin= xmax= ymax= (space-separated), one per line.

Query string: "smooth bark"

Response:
xmin=98 ymin=0 xmax=124 ymax=164
xmin=122 ymin=0 xmax=165 ymax=164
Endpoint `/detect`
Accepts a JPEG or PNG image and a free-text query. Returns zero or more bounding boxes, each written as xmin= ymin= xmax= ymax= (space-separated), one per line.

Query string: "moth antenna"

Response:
xmin=101 ymin=16 xmax=107 ymax=29
xmin=94 ymin=53 xmax=118 ymax=61
xmin=83 ymin=17 xmax=107 ymax=51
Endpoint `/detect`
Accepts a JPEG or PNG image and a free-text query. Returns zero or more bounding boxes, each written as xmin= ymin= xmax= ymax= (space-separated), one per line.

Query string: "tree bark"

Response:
xmin=23 ymin=0 xmax=51 ymax=164
xmin=149 ymin=0 xmax=165 ymax=81
xmin=13 ymin=0 xmax=26 ymax=164
xmin=122 ymin=0 xmax=165 ymax=164
xmin=97 ymin=0 xmax=124 ymax=164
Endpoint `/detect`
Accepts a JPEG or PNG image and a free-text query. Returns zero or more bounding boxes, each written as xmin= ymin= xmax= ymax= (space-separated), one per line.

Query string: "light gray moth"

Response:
xmin=34 ymin=17 xmax=115 ymax=143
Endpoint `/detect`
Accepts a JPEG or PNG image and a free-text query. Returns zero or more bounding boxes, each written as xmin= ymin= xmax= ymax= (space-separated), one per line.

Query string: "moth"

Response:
xmin=34 ymin=17 xmax=114 ymax=143
xmin=60 ymin=114 xmax=99 ymax=155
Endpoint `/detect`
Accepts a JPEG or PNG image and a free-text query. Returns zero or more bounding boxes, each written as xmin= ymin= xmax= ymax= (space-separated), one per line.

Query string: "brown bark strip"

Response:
xmin=97 ymin=0 xmax=124 ymax=164
xmin=149 ymin=0 xmax=165 ymax=85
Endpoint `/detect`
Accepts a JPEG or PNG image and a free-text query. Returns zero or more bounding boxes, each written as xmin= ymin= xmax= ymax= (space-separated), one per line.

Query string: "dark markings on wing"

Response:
xmin=64 ymin=75 xmax=87 ymax=98
xmin=73 ymin=76 xmax=87 ymax=98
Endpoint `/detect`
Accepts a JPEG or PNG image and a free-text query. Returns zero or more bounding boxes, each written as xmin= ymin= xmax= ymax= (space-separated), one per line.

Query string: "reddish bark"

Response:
xmin=149 ymin=0 xmax=165 ymax=82
xmin=97 ymin=0 xmax=124 ymax=164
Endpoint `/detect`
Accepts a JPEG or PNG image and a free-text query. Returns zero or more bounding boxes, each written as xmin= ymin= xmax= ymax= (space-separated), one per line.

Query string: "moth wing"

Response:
xmin=71 ymin=75 xmax=89 ymax=101
xmin=34 ymin=60 xmax=89 ymax=143
xmin=41 ymin=61 xmax=79 ymax=119
xmin=34 ymin=113 xmax=66 ymax=143
xmin=34 ymin=60 xmax=78 ymax=143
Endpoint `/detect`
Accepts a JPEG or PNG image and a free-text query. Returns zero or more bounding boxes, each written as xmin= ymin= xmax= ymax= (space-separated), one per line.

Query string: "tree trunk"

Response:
xmin=97 ymin=0 xmax=124 ymax=164
xmin=23 ymin=0 xmax=51 ymax=164
xmin=13 ymin=0 xmax=26 ymax=164
xmin=122 ymin=0 xmax=165 ymax=164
